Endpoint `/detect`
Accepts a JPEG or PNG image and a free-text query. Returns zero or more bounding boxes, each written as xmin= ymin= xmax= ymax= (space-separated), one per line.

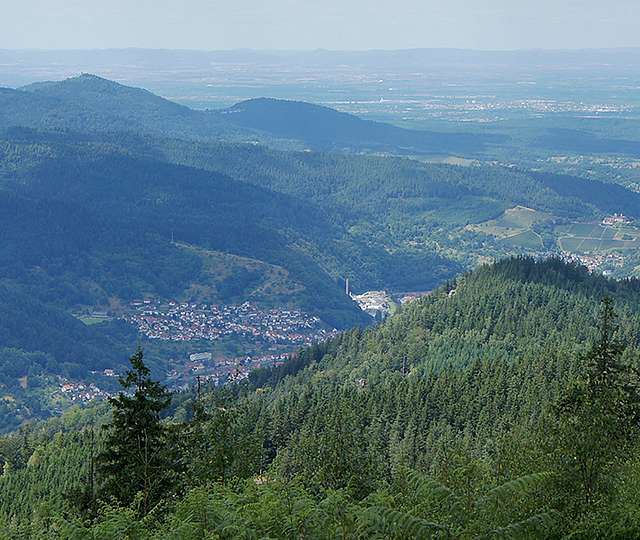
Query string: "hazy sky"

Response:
xmin=2 ymin=0 xmax=640 ymax=50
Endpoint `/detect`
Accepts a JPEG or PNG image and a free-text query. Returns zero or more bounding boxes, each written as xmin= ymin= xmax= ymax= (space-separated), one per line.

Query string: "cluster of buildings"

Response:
xmin=350 ymin=290 xmax=396 ymax=319
xmin=51 ymin=301 xmax=340 ymax=408
xmin=56 ymin=379 xmax=113 ymax=403
xmin=406 ymin=98 xmax=630 ymax=124
xmin=562 ymin=251 xmax=625 ymax=274
xmin=166 ymin=352 xmax=290 ymax=390
xmin=122 ymin=300 xmax=332 ymax=345
xmin=53 ymin=350 xmax=296 ymax=404
xmin=450 ymin=98 xmax=629 ymax=115
xmin=346 ymin=282 xmax=431 ymax=319
xmin=602 ymin=213 xmax=632 ymax=226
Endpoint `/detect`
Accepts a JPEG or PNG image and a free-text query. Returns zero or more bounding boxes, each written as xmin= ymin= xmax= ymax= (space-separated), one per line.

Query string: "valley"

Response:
xmin=2 ymin=71 xmax=640 ymax=432
xmin=4 ymin=0 xmax=640 ymax=529
xmin=2 ymin=45 xmax=640 ymax=538
xmin=4 ymin=256 xmax=640 ymax=537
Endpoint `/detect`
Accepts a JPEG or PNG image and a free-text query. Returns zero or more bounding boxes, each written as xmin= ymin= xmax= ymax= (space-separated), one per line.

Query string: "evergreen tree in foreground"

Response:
xmin=97 ymin=348 xmax=175 ymax=515
xmin=551 ymin=298 xmax=640 ymax=513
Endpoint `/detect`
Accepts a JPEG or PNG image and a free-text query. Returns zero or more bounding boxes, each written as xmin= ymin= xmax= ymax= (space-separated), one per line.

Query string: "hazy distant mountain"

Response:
xmin=0 ymin=74 xmax=251 ymax=140
xmin=0 ymin=74 xmax=495 ymax=154
xmin=3 ymin=48 xmax=640 ymax=77
xmin=221 ymin=97 xmax=497 ymax=153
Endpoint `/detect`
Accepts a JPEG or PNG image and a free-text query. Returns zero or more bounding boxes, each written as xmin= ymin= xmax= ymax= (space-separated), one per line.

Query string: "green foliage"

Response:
xmin=182 ymin=389 xmax=263 ymax=488
xmin=5 ymin=255 xmax=640 ymax=539
xmin=97 ymin=349 xmax=177 ymax=515
xmin=547 ymin=298 xmax=640 ymax=515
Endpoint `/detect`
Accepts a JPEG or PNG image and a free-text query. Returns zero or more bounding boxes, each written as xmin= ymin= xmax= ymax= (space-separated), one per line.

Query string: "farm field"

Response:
xmin=469 ymin=206 xmax=551 ymax=235
xmin=501 ymin=229 xmax=544 ymax=249
xmin=556 ymin=222 xmax=640 ymax=253
xmin=467 ymin=205 xmax=550 ymax=249
xmin=469 ymin=208 xmax=640 ymax=258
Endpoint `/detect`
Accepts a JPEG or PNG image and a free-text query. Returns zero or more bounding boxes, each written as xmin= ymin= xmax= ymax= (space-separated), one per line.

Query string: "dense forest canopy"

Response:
xmin=2 ymin=258 xmax=640 ymax=537
xmin=3 ymin=75 xmax=640 ymax=432
xmin=3 ymin=73 xmax=640 ymax=538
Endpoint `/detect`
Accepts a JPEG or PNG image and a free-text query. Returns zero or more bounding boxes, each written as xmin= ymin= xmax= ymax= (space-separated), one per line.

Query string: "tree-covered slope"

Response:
xmin=1 ymin=74 xmax=498 ymax=155
xmin=239 ymin=258 xmax=640 ymax=483
xmin=1 ymin=75 xmax=247 ymax=141
xmin=3 ymin=258 xmax=640 ymax=537
xmin=221 ymin=97 xmax=499 ymax=154
xmin=153 ymin=136 xmax=640 ymax=221
xmin=0 ymin=134 xmax=376 ymax=329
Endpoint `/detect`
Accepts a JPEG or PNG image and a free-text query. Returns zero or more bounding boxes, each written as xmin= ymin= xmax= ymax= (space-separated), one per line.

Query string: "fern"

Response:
xmin=478 ymin=472 xmax=554 ymax=509
xmin=479 ymin=510 xmax=559 ymax=539
xmin=364 ymin=506 xmax=451 ymax=539
xmin=407 ymin=470 xmax=458 ymax=504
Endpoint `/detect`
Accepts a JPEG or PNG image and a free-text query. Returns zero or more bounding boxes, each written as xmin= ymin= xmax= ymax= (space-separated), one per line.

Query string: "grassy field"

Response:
xmin=501 ymin=229 xmax=544 ymax=249
xmin=556 ymin=222 xmax=640 ymax=253
xmin=75 ymin=315 xmax=111 ymax=326
xmin=176 ymin=242 xmax=305 ymax=305
xmin=467 ymin=206 xmax=550 ymax=249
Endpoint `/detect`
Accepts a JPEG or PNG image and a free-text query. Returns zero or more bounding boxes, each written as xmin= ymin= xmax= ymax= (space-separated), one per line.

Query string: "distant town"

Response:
xmin=562 ymin=251 xmax=625 ymax=275
xmin=165 ymin=351 xmax=291 ymax=390
xmin=50 ymin=300 xmax=341 ymax=403
xmin=121 ymin=299 xmax=335 ymax=346
xmin=50 ymin=350 xmax=295 ymax=405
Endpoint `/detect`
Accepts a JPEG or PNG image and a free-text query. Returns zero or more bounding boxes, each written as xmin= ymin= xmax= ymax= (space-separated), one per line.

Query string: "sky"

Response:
xmin=2 ymin=0 xmax=640 ymax=51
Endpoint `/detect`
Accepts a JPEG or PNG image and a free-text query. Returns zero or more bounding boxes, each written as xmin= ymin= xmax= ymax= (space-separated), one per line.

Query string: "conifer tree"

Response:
xmin=551 ymin=298 xmax=640 ymax=510
xmin=97 ymin=348 xmax=175 ymax=515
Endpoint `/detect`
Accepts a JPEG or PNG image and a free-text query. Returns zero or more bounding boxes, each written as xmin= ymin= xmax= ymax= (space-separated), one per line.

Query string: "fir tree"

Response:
xmin=551 ymin=298 xmax=640 ymax=511
xmin=97 ymin=348 xmax=175 ymax=515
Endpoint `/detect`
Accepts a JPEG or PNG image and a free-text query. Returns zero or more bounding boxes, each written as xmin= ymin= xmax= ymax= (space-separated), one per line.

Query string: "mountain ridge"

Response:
xmin=2 ymin=74 xmax=498 ymax=154
xmin=3 ymin=257 xmax=640 ymax=536
xmin=3 ymin=75 xmax=640 ymax=433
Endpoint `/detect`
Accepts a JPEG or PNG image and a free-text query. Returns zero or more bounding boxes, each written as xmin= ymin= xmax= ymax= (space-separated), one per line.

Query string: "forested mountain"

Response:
xmin=4 ymin=124 xmax=638 ymax=366
xmin=149 ymin=135 xmax=640 ymax=221
xmin=0 ymin=75 xmax=247 ymax=141
xmin=0 ymin=130 xmax=456 ymax=322
xmin=0 ymin=74 xmax=495 ymax=154
xmin=221 ymin=97 xmax=498 ymax=153
xmin=4 ymin=76 xmax=640 ymax=433
xmin=2 ymin=257 xmax=640 ymax=537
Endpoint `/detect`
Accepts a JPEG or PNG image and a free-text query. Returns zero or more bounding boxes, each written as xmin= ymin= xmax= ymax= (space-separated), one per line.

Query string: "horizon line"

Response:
xmin=2 ymin=46 xmax=640 ymax=54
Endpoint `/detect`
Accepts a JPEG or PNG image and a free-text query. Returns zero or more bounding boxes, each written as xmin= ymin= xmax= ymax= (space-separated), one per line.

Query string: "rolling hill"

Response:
xmin=3 ymin=258 xmax=640 ymax=536
xmin=4 ymin=76 xmax=640 ymax=431
xmin=1 ymin=74 xmax=497 ymax=154
xmin=220 ymin=97 xmax=500 ymax=153
xmin=0 ymin=74 xmax=249 ymax=141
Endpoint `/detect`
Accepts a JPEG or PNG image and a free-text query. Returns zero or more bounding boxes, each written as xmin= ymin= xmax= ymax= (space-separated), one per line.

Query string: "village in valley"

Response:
xmin=164 ymin=350 xmax=291 ymax=390
xmin=556 ymin=213 xmax=637 ymax=275
xmin=51 ymin=350 xmax=296 ymax=405
xmin=121 ymin=299 xmax=333 ymax=345
xmin=53 ymin=211 xmax=640 ymax=406
xmin=54 ymin=300 xmax=339 ymax=402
